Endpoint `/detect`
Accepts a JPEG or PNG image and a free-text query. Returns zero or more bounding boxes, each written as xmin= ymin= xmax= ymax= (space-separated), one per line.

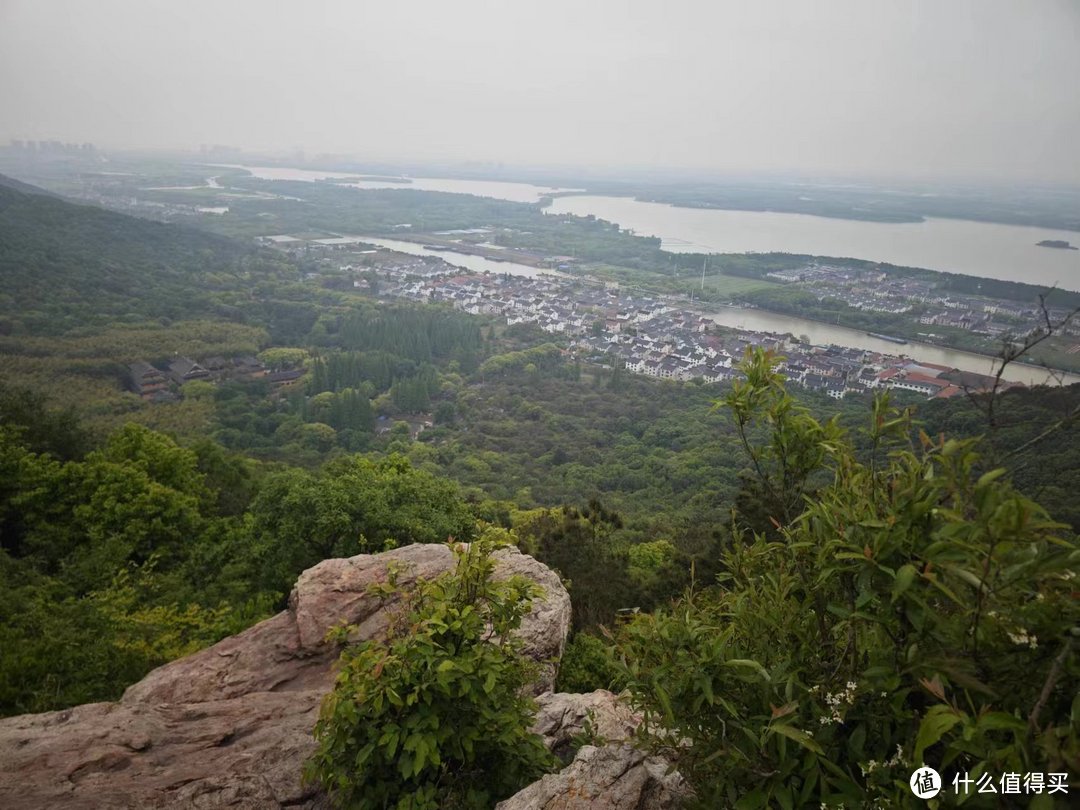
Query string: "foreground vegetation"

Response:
xmin=0 ymin=387 xmax=481 ymax=714
xmin=306 ymin=536 xmax=555 ymax=809
xmin=301 ymin=353 xmax=1079 ymax=809
xmin=612 ymin=352 xmax=1079 ymax=808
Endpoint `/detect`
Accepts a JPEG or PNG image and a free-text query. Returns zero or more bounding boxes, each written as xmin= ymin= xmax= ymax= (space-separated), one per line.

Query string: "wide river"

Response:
xmin=547 ymin=196 xmax=1080 ymax=291
xmin=235 ymin=166 xmax=1080 ymax=386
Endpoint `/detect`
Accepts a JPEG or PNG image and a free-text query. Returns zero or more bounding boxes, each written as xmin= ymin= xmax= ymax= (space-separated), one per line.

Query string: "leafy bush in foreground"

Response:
xmin=304 ymin=535 xmax=556 ymax=809
xmin=616 ymin=350 xmax=1079 ymax=808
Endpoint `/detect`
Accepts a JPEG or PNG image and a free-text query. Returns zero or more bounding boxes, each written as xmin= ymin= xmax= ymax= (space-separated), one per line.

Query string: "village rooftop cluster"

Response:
xmin=767 ymin=263 xmax=1080 ymax=340
xmin=361 ymin=252 xmax=1009 ymax=400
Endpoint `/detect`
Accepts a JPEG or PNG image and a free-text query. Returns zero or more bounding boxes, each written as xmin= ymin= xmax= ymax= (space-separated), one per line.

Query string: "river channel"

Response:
xmin=237 ymin=164 xmax=1079 ymax=290
xmin=351 ymin=236 xmax=563 ymax=279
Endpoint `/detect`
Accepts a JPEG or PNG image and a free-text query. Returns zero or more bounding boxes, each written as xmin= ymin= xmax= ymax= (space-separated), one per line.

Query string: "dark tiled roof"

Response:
xmin=129 ymin=360 xmax=162 ymax=377
xmin=267 ymin=369 xmax=305 ymax=383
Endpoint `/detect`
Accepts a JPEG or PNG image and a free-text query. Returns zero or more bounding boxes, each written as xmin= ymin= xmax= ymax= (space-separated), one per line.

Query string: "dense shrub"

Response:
xmin=304 ymin=535 xmax=556 ymax=809
xmin=556 ymin=631 xmax=627 ymax=694
xmin=615 ymin=350 xmax=1080 ymax=808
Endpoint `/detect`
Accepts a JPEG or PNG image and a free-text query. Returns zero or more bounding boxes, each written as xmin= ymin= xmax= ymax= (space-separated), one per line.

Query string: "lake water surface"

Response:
xmin=547 ymin=195 xmax=1080 ymax=291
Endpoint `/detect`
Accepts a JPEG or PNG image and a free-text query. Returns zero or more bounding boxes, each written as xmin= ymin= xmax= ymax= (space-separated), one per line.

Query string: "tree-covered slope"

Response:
xmin=0 ymin=176 xmax=293 ymax=334
xmin=0 ymin=173 xmax=62 ymax=197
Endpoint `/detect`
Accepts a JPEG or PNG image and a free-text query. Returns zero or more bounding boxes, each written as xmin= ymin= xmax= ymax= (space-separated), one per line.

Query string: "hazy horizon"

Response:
xmin=2 ymin=0 xmax=1079 ymax=186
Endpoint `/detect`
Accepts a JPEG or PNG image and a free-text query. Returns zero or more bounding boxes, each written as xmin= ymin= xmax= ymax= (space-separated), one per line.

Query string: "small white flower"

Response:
xmin=1006 ymin=629 xmax=1038 ymax=648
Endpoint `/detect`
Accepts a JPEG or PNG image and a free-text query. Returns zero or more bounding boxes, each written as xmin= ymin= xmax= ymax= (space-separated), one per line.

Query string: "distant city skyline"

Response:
xmin=2 ymin=0 xmax=1079 ymax=185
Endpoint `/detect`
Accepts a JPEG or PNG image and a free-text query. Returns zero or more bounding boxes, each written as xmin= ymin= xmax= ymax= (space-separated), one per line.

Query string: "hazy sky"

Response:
xmin=2 ymin=0 xmax=1079 ymax=183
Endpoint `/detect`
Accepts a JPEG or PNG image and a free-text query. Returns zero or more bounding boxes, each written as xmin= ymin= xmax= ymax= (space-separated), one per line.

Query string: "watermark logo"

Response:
xmin=908 ymin=768 xmax=1070 ymax=799
xmin=910 ymin=766 xmax=942 ymax=799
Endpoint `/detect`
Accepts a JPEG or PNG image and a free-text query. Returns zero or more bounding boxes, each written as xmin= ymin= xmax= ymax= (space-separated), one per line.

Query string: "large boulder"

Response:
xmin=0 ymin=544 xmax=571 ymax=809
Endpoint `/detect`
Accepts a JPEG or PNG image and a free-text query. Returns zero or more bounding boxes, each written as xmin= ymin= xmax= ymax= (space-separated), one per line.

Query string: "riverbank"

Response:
xmin=559 ymin=261 xmax=1080 ymax=385
xmin=544 ymin=258 xmax=1080 ymax=379
xmin=729 ymin=286 xmax=1080 ymax=377
xmin=699 ymin=301 xmax=1080 ymax=386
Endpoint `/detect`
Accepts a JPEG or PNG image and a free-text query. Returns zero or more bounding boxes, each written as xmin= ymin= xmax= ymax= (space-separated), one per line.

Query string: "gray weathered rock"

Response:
xmin=508 ymin=691 xmax=688 ymax=809
xmin=0 ymin=544 xmax=571 ymax=809
xmin=495 ymin=743 xmax=690 ymax=810
xmin=531 ymin=690 xmax=642 ymax=761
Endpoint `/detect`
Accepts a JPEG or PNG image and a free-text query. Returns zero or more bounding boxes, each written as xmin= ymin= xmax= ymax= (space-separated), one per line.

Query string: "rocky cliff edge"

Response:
xmin=0 ymin=544 xmax=686 ymax=809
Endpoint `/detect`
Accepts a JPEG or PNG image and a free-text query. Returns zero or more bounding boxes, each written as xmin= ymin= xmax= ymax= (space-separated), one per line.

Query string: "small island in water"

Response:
xmin=1036 ymin=239 xmax=1078 ymax=250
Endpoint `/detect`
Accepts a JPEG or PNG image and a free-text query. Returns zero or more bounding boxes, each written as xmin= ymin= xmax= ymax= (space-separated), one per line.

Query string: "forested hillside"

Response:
xmin=0 ymin=175 xmax=295 ymax=334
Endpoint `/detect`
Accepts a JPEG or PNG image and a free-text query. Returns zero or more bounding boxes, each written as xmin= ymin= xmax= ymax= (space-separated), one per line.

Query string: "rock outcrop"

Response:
xmin=0 ymin=544 xmax=571 ymax=809
xmin=512 ymin=690 xmax=689 ymax=810
xmin=496 ymin=743 xmax=690 ymax=810
xmin=531 ymin=689 xmax=642 ymax=761
xmin=0 ymin=543 xmax=687 ymax=810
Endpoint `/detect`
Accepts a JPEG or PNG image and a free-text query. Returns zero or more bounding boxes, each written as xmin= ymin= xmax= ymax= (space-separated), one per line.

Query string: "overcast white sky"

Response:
xmin=1 ymin=0 xmax=1078 ymax=183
